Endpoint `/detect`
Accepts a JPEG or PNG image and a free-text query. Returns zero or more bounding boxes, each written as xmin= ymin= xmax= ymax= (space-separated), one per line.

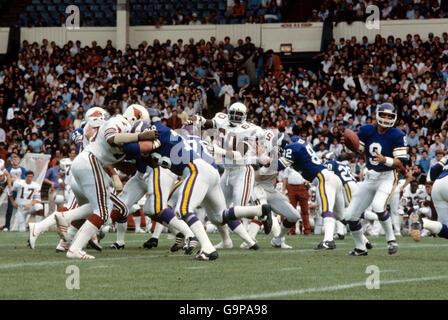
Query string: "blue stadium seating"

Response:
xmin=20 ymin=0 xmax=265 ymax=27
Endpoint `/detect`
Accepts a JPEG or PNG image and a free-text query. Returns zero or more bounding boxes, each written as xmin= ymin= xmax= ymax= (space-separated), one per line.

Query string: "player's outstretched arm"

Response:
xmin=108 ymin=129 xmax=158 ymax=147
xmin=187 ymin=115 xmax=214 ymax=129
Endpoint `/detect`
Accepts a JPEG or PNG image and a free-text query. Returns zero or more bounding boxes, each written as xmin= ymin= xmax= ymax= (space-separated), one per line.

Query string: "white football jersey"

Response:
xmin=8 ymin=179 xmax=41 ymax=206
xmin=59 ymin=157 xmax=74 ymax=185
xmin=402 ymin=185 xmax=426 ymax=208
xmin=254 ymin=129 xmax=279 ymax=189
xmin=85 ymin=115 xmax=131 ymax=166
xmin=212 ymin=112 xmax=264 ymax=167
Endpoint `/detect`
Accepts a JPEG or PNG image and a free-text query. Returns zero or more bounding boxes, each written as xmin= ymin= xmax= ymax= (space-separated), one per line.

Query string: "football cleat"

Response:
xmin=107 ymin=242 xmax=125 ymax=250
xmin=135 ymin=227 xmax=147 ymax=234
xmin=315 ymin=240 xmax=336 ymax=250
xmin=214 ymin=240 xmax=233 ymax=249
xmin=271 ymin=237 xmax=292 ymax=249
xmin=249 ymin=243 xmax=260 ymax=250
xmin=240 ymin=242 xmax=250 ymax=249
xmin=365 ymin=241 xmax=373 ymax=250
xmin=28 ymin=222 xmax=39 ymax=249
xmin=67 ymin=249 xmax=95 ymax=260
xmin=54 ymin=211 xmax=69 ymax=241
xmin=143 ymin=237 xmax=159 ymax=249
xmin=87 ymin=236 xmax=102 ymax=251
xmin=56 ymin=239 xmax=69 ymax=253
xmin=334 ymin=233 xmax=345 ymax=240
xmin=411 ymin=213 xmax=422 ymax=242
xmin=347 ymin=248 xmax=368 ymax=256
xmin=260 ymin=204 xmax=273 ymax=235
xmin=170 ymin=233 xmax=185 ymax=252
xmin=387 ymin=240 xmax=398 ymax=255
xmin=183 ymin=237 xmax=199 ymax=255
xmin=194 ymin=250 xmax=219 ymax=261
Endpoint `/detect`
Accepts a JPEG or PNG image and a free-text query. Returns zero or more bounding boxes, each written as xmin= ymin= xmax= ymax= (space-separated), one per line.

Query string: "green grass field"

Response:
xmin=1 ymin=231 xmax=448 ymax=300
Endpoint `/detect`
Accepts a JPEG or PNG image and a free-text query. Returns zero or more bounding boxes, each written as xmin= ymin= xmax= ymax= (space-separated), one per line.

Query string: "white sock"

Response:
xmin=363 ymin=211 xmax=378 ymax=220
xmin=391 ymin=213 xmax=401 ymax=233
xmin=35 ymin=211 xmax=57 ymax=234
xmin=217 ymin=224 xmax=232 ymax=244
xmin=314 ymin=216 xmax=323 ymax=234
xmin=69 ymin=220 xmax=98 ymax=252
xmin=271 ymin=215 xmax=281 ymax=237
xmin=247 ymin=222 xmax=261 ymax=240
xmin=65 ymin=204 xmax=92 ymax=223
xmin=116 ymin=222 xmax=127 ymax=246
xmin=351 ymin=229 xmax=367 ymax=250
xmin=168 ymin=218 xmax=195 ymax=238
xmin=323 ymin=217 xmax=336 ymax=242
xmin=189 ymin=220 xmax=215 ymax=253
xmin=362 ymin=234 xmax=370 ymax=245
xmin=66 ymin=225 xmax=78 ymax=242
xmin=336 ymin=220 xmax=346 ymax=235
xmin=278 ymin=223 xmax=291 ymax=238
xmin=152 ymin=222 xmax=164 ymax=239
xmin=233 ymin=224 xmax=256 ymax=247
xmin=233 ymin=205 xmax=263 ymax=218
xmin=379 ymin=218 xmax=396 ymax=242
xmin=133 ymin=216 xmax=141 ymax=231
xmin=422 ymin=218 xmax=442 ymax=234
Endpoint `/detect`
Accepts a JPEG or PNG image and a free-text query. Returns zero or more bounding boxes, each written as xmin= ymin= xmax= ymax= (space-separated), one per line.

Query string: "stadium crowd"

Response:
xmin=309 ymin=0 xmax=448 ymax=23
xmin=1 ymin=29 xmax=448 ymax=228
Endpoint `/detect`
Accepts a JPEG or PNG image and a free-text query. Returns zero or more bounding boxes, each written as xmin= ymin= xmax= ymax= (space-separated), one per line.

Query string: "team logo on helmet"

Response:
xmin=89 ymin=110 xmax=103 ymax=118
xmin=134 ymin=107 xmax=143 ymax=120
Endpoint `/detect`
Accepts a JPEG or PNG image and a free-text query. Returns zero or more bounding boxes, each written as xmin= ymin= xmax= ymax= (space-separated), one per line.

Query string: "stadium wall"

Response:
xmin=11 ymin=18 xmax=448 ymax=55
xmin=18 ymin=23 xmax=324 ymax=52
xmin=0 ymin=28 xmax=9 ymax=54
xmin=333 ymin=18 xmax=448 ymax=42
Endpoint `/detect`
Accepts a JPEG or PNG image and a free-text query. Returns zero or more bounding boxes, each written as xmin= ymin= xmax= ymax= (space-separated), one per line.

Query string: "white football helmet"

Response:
xmin=85 ymin=107 xmax=107 ymax=128
xmin=376 ymin=103 xmax=397 ymax=128
xmin=228 ymin=102 xmax=247 ymax=125
xmin=123 ymin=104 xmax=150 ymax=127
xmin=54 ymin=194 xmax=65 ymax=205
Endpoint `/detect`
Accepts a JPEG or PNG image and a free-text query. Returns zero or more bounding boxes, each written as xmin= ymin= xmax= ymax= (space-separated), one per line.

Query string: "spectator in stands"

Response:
xmin=231 ymin=0 xmax=246 ymax=19
xmin=237 ymin=67 xmax=251 ymax=92
xmin=189 ymin=13 xmax=202 ymax=26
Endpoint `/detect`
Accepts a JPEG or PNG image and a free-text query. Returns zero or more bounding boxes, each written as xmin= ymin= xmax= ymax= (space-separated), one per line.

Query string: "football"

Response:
xmin=343 ymin=129 xmax=360 ymax=153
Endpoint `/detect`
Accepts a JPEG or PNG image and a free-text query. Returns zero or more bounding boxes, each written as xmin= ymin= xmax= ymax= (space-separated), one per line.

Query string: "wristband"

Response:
xmin=385 ymin=157 xmax=394 ymax=167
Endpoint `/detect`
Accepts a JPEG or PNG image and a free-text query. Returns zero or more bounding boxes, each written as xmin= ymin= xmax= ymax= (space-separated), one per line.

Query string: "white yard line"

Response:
xmin=279 ymin=267 xmax=302 ymax=271
xmin=224 ymin=275 xmax=448 ymax=300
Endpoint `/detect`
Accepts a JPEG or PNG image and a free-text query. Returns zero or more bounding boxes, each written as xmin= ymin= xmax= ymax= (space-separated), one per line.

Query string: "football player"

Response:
xmin=57 ymin=104 xmax=158 ymax=259
xmin=411 ymin=153 xmax=448 ymax=241
xmin=106 ymin=120 xmax=197 ymax=252
xmin=243 ymin=131 xmax=301 ymax=249
xmin=8 ymin=171 xmax=43 ymax=232
xmin=145 ymin=122 xmax=272 ymax=260
xmin=190 ymin=102 xmax=268 ymax=250
xmin=343 ymin=103 xmax=408 ymax=256
xmin=28 ymin=107 xmax=108 ymax=251
xmin=278 ymin=136 xmax=345 ymax=250
xmin=321 ymin=151 xmax=372 ymax=248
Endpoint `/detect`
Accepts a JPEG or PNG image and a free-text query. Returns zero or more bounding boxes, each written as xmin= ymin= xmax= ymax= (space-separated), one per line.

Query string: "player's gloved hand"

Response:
xmin=138 ymin=129 xmax=158 ymax=141
xmin=112 ymin=174 xmax=123 ymax=192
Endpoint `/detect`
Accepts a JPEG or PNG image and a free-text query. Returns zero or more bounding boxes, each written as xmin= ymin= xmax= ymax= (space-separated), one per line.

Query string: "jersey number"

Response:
xmin=20 ymin=188 xmax=34 ymax=200
xmin=368 ymin=143 xmax=382 ymax=166
xmin=305 ymin=145 xmax=322 ymax=165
